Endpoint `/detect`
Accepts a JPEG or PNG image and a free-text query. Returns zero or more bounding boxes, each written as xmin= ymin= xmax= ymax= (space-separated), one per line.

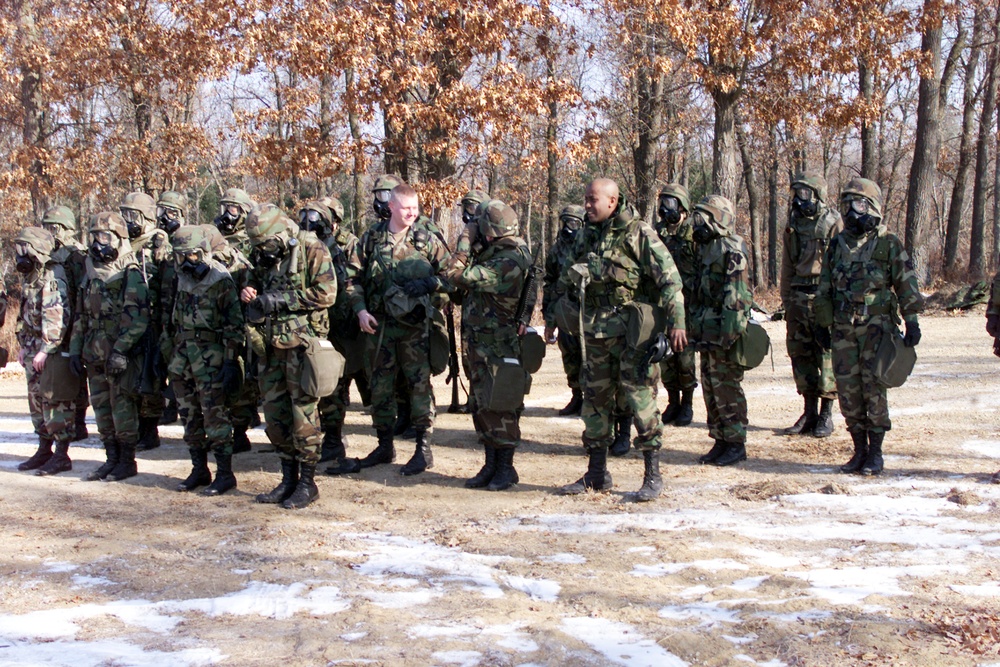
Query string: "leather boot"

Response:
xmin=487 ymin=447 xmax=518 ymax=491
xmin=394 ymin=401 xmax=412 ymax=437
xmin=232 ymin=427 xmax=251 ymax=454
xmin=105 ymin=441 xmax=138 ymax=481
xmin=282 ymin=463 xmax=319 ymax=509
xmin=202 ymin=451 xmax=237 ymax=496
xmin=177 ymin=449 xmax=212 ymax=491
xmin=861 ymin=431 xmax=884 ymax=476
xmin=712 ymin=441 xmax=747 ymax=467
xmin=319 ymin=425 xmax=346 ymax=463
xmin=136 ymin=417 xmax=161 ymax=451
xmin=812 ymin=398 xmax=835 ymax=438
xmin=84 ymin=440 xmax=119 ymax=481
xmin=609 ymin=414 xmax=632 ymax=457
xmin=699 ymin=439 xmax=728 ymax=464
xmin=465 ymin=445 xmax=496 ymax=488
xmin=159 ymin=399 xmax=178 ymax=425
xmin=840 ymin=429 xmax=868 ymax=474
xmin=18 ymin=437 xmax=53 ymax=471
xmin=73 ymin=406 xmax=89 ymax=442
xmin=558 ymin=389 xmax=583 ymax=417
xmin=559 ymin=447 xmax=612 ymax=494
xmin=674 ymin=389 xmax=694 ymax=427
xmin=783 ymin=395 xmax=818 ymax=435
xmin=636 ymin=449 xmax=662 ymax=502
xmin=256 ymin=458 xmax=299 ymax=503
xmin=400 ymin=429 xmax=433 ymax=476
xmin=326 ymin=428 xmax=394 ymax=475
xmin=661 ymin=389 xmax=681 ymax=424
xmin=36 ymin=440 xmax=72 ymax=476
xmin=249 ymin=410 xmax=262 ymax=428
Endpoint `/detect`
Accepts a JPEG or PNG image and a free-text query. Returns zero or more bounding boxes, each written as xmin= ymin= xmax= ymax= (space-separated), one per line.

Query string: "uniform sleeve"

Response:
xmin=542 ymin=244 xmax=562 ymax=323
xmin=719 ymin=249 xmax=752 ymax=348
xmin=814 ymin=240 xmax=837 ymax=329
xmin=282 ymin=240 xmax=337 ymax=311
xmin=346 ymin=233 xmax=368 ymax=314
xmin=40 ymin=275 xmax=71 ymax=354
xmin=69 ymin=281 xmax=87 ymax=356
xmin=889 ymin=237 xmax=924 ymax=323
xmin=113 ymin=269 xmax=150 ymax=356
xmin=218 ymin=278 xmax=247 ymax=359
xmin=639 ymin=225 xmax=686 ymax=332
xmin=454 ymin=253 xmax=523 ymax=294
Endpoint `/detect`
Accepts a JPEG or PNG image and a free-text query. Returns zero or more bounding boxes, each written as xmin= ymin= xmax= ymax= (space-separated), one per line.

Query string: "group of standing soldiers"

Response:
xmin=8 ymin=168 xmax=931 ymax=506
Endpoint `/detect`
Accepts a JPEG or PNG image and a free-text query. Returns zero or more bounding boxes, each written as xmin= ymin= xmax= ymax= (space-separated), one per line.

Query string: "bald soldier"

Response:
xmin=555 ymin=179 xmax=686 ymax=501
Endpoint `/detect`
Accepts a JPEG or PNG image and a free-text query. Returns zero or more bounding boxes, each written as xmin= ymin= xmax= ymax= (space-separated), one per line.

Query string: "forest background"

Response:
xmin=3 ymin=0 xmax=1000 ymax=296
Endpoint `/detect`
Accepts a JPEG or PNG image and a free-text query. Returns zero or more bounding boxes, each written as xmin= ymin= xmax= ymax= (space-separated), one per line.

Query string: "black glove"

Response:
xmin=816 ymin=327 xmax=832 ymax=351
xmin=69 ymin=354 xmax=85 ymax=378
xmin=252 ymin=291 xmax=285 ymax=315
xmin=402 ymin=276 xmax=439 ymax=297
xmin=987 ymin=314 xmax=999 ymax=337
xmin=106 ymin=351 xmax=128 ymax=378
xmin=641 ymin=332 xmax=670 ymax=366
xmin=903 ymin=320 xmax=921 ymax=348
xmin=216 ymin=359 xmax=242 ymax=396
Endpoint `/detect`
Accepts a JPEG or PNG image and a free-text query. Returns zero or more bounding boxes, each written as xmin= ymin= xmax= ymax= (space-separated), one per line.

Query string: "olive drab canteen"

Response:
xmin=42 ymin=205 xmax=77 ymax=230
xmin=840 ymin=177 xmax=884 ymax=219
xmin=790 ymin=172 xmax=829 ymax=204
xmin=658 ymin=183 xmax=691 ymax=213
xmin=158 ymin=191 xmax=189 ymax=216
xmin=873 ymin=331 xmax=917 ymax=388
xmin=90 ymin=211 xmax=130 ymax=239
xmin=479 ymin=200 xmax=519 ymax=238
xmin=219 ymin=188 xmax=254 ymax=214
xmin=120 ymin=192 xmax=158 ymax=220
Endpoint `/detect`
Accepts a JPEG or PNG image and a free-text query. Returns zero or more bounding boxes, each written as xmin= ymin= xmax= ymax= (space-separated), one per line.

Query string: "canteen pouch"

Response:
xmin=624 ymin=301 xmax=666 ymax=352
xmin=731 ymin=321 xmax=770 ymax=370
xmin=301 ymin=336 xmax=345 ymax=398
xmin=483 ymin=357 xmax=528 ymax=412
xmin=520 ymin=327 xmax=546 ymax=374
xmin=428 ymin=306 xmax=449 ymax=376
xmin=873 ymin=330 xmax=916 ymax=388
xmin=40 ymin=352 xmax=82 ymax=402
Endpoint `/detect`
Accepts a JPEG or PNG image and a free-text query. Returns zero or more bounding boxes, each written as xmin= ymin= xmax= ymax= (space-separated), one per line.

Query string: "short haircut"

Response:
xmin=390 ymin=184 xmax=418 ymax=202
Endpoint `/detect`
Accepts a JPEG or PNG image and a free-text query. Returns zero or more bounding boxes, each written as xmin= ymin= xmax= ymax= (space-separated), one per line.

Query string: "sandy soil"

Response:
xmin=1 ymin=311 xmax=999 ymax=667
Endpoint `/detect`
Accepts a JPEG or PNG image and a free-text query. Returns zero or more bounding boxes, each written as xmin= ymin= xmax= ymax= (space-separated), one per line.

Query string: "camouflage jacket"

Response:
xmin=225 ymin=230 xmax=253 ymax=260
xmin=69 ymin=253 xmax=150 ymax=366
xmin=780 ymin=205 xmax=843 ymax=302
xmin=347 ymin=220 xmax=451 ymax=317
xmin=689 ymin=235 xmax=753 ymax=350
xmin=542 ymin=232 xmax=577 ymax=326
xmin=247 ymin=229 xmax=337 ymax=349
xmin=815 ymin=226 xmax=924 ymax=328
xmin=131 ymin=229 xmax=171 ymax=334
xmin=324 ymin=227 xmax=360 ymax=327
xmin=214 ymin=245 xmax=253 ymax=291
xmin=558 ymin=201 xmax=685 ymax=339
xmin=989 ymin=269 xmax=1000 ymax=317
xmin=167 ymin=260 xmax=245 ymax=368
xmin=654 ymin=218 xmax=698 ymax=302
xmin=18 ymin=262 xmax=71 ymax=356
xmin=446 ymin=236 xmax=531 ymax=344
xmin=50 ymin=242 xmax=87 ymax=344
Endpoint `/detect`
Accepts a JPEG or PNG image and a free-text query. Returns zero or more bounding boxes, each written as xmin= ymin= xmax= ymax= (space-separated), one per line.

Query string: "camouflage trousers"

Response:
xmin=700 ymin=346 xmax=747 ymax=444
xmin=785 ymin=289 xmax=836 ymax=399
xmin=170 ymin=344 xmax=232 ymax=455
xmin=318 ymin=372 xmax=353 ymax=431
xmin=468 ymin=335 xmax=521 ymax=449
xmin=25 ymin=351 xmax=75 ymax=442
xmin=580 ymin=334 xmax=661 ymax=451
xmin=228 ymin=354 xmax=260 ymax=430
xmin=88 ymin=366 xmax=141 ymax=445
xmin=368 ymin=319 xmax=435 ymax=433
xmin=557 ymin=330 xmax=582 ymax=391
xmin=139 ymin=388 xmax=165 ymax=420
xmin=660 ymin=345 xmax=698 ymax=392
xmin=831 ymin=316 xmax=894 ymax=434
xmin=258 ymin=346 xmax=322 ymax=464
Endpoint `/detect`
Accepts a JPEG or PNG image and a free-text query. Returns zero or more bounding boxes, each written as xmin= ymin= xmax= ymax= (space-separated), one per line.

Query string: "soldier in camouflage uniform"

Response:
xmin=543 ymin=205 xmax=585 ymax=416
xmin=557 ymin=179 xmax=687 ymax=501
xmin=241 ymin=204 xmax=337 ymax=509
xmin=689 ymin=196 xmax=754 ymax=467
xmin=987 ymin=270 xmax=1000 ymax=483
xmin=120 ymin=192 xmax=172 ymax=447
xmin=445 ymin=199 xmax=533 ymax=491
xmin=69 ymin=212 xmax=151 ymax=482
xmin=41 ymin=205 xmax=91 ymax=442
xmin=454 ymin=189 xmax=491 ymax=412
xmin=332 ymin=184 xmax=451 ymax=477
xmin=155 ymin=191 xmax=190 ymax=428
xmin=15 ymin=228 xmax=76 ymax=475
xmin=166 ymin=227 xmax=245 ymax=495
xmin=816 ymin=178 xmax=923 ymax=476
xmin=214 ymin=188 xmax=256 ymax=258
xmin=781 ymin=173 xmax=843 ymax=438
xmin=654 ymin=184 xmax=699 ymax=428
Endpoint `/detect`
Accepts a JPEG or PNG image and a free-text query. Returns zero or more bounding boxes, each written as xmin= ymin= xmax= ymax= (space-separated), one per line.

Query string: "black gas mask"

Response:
xmin=253 ymin=238 xmax=286 ymax=269
xmin=559 ymin=216 xmax=581 ymax=241
xmin=844 ymin=198 xmax=878 ymax=236
xmin=462 ymin=201 xmax=480 ymax=226
xmin=177 ymin=251 xmax=211 ymax=281
xmin=691 ymin=212 xmax=717 ymax=244
xmin=373 ymin=190 xmax=392 ymax=221
xmin=42 ymin=223 xmax=65 ymax=249
xmin=120 ymin=208 xmax=145 ymax=240
xmin=14 ymin=243 xmax=36 ymax=274
xmin=88 ymin=230 xmax=119 ymax=264
xmin=792 ymin=186 xmax=818 ymax=218
xmin=299 ymin=208 xmax=329 ymax=239
xmin=157 ymin=205 xmax=183 ymax=235
xmin=658 ymin=196 xmax=682 ymax=228
xmin=215 ymin=203 xmax=244 ymax=236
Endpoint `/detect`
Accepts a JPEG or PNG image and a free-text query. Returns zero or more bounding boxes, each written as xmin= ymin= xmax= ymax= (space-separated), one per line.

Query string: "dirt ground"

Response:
xmin=1 ymin=311 xmax=999 ymax=667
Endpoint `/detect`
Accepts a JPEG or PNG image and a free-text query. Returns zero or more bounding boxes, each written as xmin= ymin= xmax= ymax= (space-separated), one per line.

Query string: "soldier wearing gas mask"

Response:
xmin=543 ymin=205 xmax=585 ymax=417
xmin=816 ymin=178 xmax=923 ymax=477
xmin=240 ymin=204 xmax=337 ymax=510
xmin=14 ymin=227 xmax=76 ymax=476
xmin=215 ymin=188 xmax=255 ymax=258
xmin=69 ymin=212 xmax=151 ymax=482
xmin=780 ymin=174 xmax=843 ymax=439
xmin=451 ymin=189 xmax=490 ymax=411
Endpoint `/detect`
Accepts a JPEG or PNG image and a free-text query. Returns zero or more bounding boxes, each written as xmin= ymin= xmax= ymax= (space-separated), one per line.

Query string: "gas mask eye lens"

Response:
xmin=306 ymin=210 xmax=321 ymax=223
xmin=374 ymin=190 xmax=391 ymax=203
xmin=15 ymin=242 xmax=29 ymax=256
xmin=850 ymin=199 xmax=869 ymax=214
xmin=91 ymin=231 xmax=113 ymax=245
xmin=120 ymin=209 xmax=138 ymax=222
xmin=795 ymin=187 xmax=814 ymax=202
xmin=662 ymin=196 xmax=679 ymax=211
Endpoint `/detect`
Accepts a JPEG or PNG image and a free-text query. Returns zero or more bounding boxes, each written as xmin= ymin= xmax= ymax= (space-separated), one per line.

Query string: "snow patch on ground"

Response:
xmin=561 ymin=617 xmax=688 ymax=667
xmin=0 ymin=639 xmax=222 ymax=667
xmin=961 ymin=439 xmax=1000 ymax=459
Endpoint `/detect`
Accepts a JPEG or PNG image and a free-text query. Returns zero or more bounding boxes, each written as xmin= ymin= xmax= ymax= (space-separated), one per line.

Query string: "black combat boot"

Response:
xmin=159 ymin=399 xmax=178 ymax=425
xmin=636 ymin=449 xmax=663 ymax=502
xmin=813 ymin=398 xmax=835 ymax=438
xmin=202 ymin=451 xmax=237 ymax=496
xmin=699 ymin=439 xmax=728 ymax=464
xmin=784 ymin=395 xmax=818 ymax=435
xmin=487 ymin=448 xmax=518 ymax=491
xmin=256 ymin=458 xmax=299 ymax=503
xmin=177 ymin=449 xmax=211 ymax=491
xmin=73 ymin=405 xmax=89 ymax=442
xmin=466 ymin=445 xmax=497 ymax=488
xmin=712 ymin=441 xmax=747 ymax=467
xmin=661 ymin=389 xmax=681 ymax=424
xmin=327 ymin=428 xmax=395 ymax=475
xmin=840 ymin=429 xmax=868 ymax=474
xmin=319 ymin=425 xmax=346 ymax=464
xmin=282 ymin=463 xmax=319 ymax=509
xmin=559 ymin=447 xmax=612 ymax=495
xmin=84 ymin=440 xmax=120 ymax=481
xmin=18 ymin=437 xmax=53 ymax=471
xmin=400 ymin=429 xmax=433 ymax=476
xmin=394 ymin=401 xmax=412 ymax=437
xmin=861 ymin=431 xmax=884 ymax=476
xmin=609 ymin=414 xmax=632 ymax=457
xmin=232 ymin=426 xmax=251 ymax=454
xmin=136 ymin=417 xmax=161 ymax=451
xmin=105 ymin=441 xmax=138 ymax=481
xmin=558 ymin=389 xmax=583 ymax=417
xmin=674 ymin=389 xmax=694 ymax=427
xmin=36 ymin=440 xmax=72 ymax=476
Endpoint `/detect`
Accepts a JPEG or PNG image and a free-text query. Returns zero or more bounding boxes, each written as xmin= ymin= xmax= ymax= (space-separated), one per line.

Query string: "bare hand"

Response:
xmin=670 ymin=328 xmax=688 ymax=352
xmin=18 ymin=349 xmax=25 ymax=367
xmin=544 ymin=326 xmax=557 ymax=344
xmin=358 ymin=310 xmax=378 ymax=335
xmin=32 ymin=350 xmax=47 ymax=372
xmin=240 ymin=286 xmax=258 ymax=304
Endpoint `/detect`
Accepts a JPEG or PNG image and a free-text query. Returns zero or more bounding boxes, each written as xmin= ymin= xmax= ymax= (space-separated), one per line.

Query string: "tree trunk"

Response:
xmin=545 ymin=72 xmax=560 ymax=253
xmin=859 ymin=55 xmax=878 ymax=180
xmin=631 ymin=34 xmax=664 ymax=222
xmin=969 ymin=35 xmax=1000 ymax=280
xmin=992 ymin=127 xmax=1000 ymax=270
xmin=736 ymin=117 xmax=762 ymax=287
xmin=345 ymin=68 xmax=366 ymax=234
xmin=711 ymin=88 xmax=739 ymax=199
xmin=767 ymin=141 xmax=779 ymax=287
xmin=17 ymin=0 xmax=52 ymax=217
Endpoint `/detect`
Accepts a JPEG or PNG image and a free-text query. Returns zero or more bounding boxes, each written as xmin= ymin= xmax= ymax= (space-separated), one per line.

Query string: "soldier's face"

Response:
xmin=389 ymin=193 xmax=419 ymax=228
xmin=584 ymin=185 xmax=616 ymax=223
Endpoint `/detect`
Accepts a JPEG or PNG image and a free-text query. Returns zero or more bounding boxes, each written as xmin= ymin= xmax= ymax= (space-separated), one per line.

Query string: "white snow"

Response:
xmin=961 ymin=439 xmax=1000 ymax=459
xmin=541 ymin=552 xmax=586 ymax=564
xmin=431 ymin=651 xmax=482 ymax=667
xmin=504 ymin=575 xmax=560 ymax=601
xmin=658 ymin=602 xmax=741 ymax=626
xmin=788 ymin=564 xmax=965 ymax=605
xmin=950 ymin=582 xmax=1000 ymax=597
xmin=561 ymin=617 xmax=688 ymax=667
xmin=0 ymin=639 xmax=222 ymax=667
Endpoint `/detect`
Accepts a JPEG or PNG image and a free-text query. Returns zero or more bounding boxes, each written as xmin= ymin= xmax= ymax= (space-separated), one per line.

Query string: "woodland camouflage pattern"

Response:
xmin=543 ymin=206 xmax=583 ymax=392
xmin=654 ymin=192 xmax=699 ymax=394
